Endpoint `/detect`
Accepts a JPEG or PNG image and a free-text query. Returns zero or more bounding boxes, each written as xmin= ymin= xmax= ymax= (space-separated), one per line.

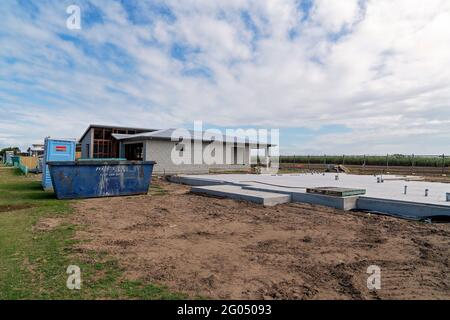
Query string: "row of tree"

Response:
xmin=280 ymin=154 xmax=450 ymax=167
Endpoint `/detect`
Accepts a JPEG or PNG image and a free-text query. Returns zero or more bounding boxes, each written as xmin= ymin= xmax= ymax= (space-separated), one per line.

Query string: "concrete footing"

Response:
xmin=168 ymin=175 xmax=229 ymax=186
xmin=357 ymin=197 xmax=450 ymax=218
xmin=242 ymin=185 xmax=357 ymax=210
xmin=191 ymin=185 xmax=291 ymax=206
xmin=292 ymin=192 xmax=359 ymax=210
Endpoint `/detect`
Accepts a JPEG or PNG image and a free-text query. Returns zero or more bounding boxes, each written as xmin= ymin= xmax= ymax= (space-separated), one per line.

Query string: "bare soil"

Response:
xmin=33 ymin=217 xmax=62 ymax=232
xmin=70 ymin=177 xmax=450 ymax=300
xmin=0 ymin=204 xmax=35 ymax=213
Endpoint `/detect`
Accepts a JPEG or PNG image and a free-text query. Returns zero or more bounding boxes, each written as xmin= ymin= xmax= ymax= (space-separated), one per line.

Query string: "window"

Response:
xmin=124 ymin=143 xmax=144 ymax=160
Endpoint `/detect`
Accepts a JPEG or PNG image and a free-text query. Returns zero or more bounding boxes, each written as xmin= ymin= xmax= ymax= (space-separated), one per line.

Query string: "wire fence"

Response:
xmin=280 ymin=154 xmax=450 ymax=170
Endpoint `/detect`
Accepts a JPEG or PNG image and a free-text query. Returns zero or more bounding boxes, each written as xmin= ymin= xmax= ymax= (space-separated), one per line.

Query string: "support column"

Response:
xmin=265 ymin=146 xmax=270 ymax=169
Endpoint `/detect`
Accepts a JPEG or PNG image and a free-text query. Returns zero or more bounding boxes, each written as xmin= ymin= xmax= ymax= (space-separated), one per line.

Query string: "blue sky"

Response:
xmin=1 ymin=0 xmax=450 ymax=154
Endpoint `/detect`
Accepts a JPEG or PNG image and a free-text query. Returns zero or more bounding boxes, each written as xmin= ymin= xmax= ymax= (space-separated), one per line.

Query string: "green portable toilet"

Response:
xmin=11 ymin=156 xmax=20 ymax=167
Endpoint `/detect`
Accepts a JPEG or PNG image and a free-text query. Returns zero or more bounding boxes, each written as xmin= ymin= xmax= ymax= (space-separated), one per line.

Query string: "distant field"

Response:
xmin=279 ymin=155 xmax=450 ymax=167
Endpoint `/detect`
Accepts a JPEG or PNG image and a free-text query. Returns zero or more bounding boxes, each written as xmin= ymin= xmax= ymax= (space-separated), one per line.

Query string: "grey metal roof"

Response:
xmin=112 ymin=128 xmax=274 ymax=146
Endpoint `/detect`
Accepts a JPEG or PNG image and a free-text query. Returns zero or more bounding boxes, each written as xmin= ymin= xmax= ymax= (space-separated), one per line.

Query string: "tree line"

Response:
xmin=280 ymin=154 xmax=450 ymax=167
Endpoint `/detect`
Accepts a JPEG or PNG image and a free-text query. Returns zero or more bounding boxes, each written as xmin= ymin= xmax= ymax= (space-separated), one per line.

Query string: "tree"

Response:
xmin=0 ymin=147 xmax=21 ymax=156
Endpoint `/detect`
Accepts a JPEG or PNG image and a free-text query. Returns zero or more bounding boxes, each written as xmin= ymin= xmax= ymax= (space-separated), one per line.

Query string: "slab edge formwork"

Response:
xmin=168 ymin=175 xmax=239 ymax=187
xmin=357 ymin=197 xmax=450 ymax=219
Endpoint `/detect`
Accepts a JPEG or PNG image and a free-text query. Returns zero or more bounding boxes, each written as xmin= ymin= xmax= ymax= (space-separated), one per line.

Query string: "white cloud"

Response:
xmin=1 ymin=0 xmax=450 ymax=154
xmin=311 ymin=0 xmax=362 ymax=33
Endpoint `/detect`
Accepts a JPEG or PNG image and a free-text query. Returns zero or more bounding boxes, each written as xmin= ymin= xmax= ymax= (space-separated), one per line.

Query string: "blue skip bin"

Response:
xmin=42 ymin=138 xmax=76 ymax=190
xmin=47 ymin=160 xmax=156 ymax=199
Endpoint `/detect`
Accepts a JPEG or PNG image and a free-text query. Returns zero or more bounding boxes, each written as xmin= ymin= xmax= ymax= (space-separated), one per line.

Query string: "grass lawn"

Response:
xmin=0 ymin=166 xmax=186 ymax=299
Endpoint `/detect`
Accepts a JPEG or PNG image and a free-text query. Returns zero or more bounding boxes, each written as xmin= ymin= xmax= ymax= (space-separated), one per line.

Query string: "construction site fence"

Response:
xmin=280 ymin=154 xmax=450 ymax=168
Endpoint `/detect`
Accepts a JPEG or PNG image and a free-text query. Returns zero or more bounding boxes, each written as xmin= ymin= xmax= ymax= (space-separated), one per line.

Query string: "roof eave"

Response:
xmin=116 ymin=136 xmax=274 ymax=146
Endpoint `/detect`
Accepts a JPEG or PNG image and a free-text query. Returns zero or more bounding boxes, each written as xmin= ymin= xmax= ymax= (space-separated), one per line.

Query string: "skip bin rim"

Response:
xmin=47 ymin=160 xmax=156 ymax=166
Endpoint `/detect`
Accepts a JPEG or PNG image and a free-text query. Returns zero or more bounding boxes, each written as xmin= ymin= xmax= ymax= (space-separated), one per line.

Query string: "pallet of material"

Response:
xmin=306 ymin=187 xmax=366 ymax=197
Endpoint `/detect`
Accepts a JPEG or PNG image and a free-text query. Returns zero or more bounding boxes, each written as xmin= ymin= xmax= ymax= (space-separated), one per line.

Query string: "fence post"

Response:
xmin=342 ymin=154 xmax=345 ymax=165
xmin=386 ymin=154 xmax=389 ymax=170
xmin=443 ymin=154 xmax=445 ymax=174
xmin=308 ymin=155 xmax=310 ymax=170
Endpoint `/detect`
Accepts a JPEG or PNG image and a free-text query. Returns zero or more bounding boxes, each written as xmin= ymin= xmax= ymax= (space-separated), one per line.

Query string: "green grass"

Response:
xmin=0 ymin=166 xmax=186 ymax=299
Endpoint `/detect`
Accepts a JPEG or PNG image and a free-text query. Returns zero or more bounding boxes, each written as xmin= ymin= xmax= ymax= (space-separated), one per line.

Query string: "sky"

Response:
xmin=1 ymin=0 xmax=450 ymax=155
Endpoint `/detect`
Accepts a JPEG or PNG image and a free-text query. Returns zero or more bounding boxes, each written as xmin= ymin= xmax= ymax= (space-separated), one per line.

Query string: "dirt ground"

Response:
xmin=70 ymin=177 xmax=450 ymax=300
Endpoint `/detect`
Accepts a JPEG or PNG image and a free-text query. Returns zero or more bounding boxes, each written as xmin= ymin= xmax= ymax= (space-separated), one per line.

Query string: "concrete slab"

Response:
xmin=306 ymin=187 xmax=366 ymax=197
xmin=242 ymin=186 xmax=358 ymax=210
xmin=242 ymin=184 xmax=303 ymax=195
xmin=357 ymin=197 xmax=450 ymax=219
xmin=242 ymin=185 xmax=358 ymax=210
xmin=172 ymin=173 xmax=450 ymax=219
xmin=173 ymin=173 xmax=450 ymax=206
xmin=292 ymin=192 xmax=359 ymax=210
xmin=191 ymin=185 xmax=291 ymax=206
xmin=168 ymin=175 xmax=230 ymax=186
